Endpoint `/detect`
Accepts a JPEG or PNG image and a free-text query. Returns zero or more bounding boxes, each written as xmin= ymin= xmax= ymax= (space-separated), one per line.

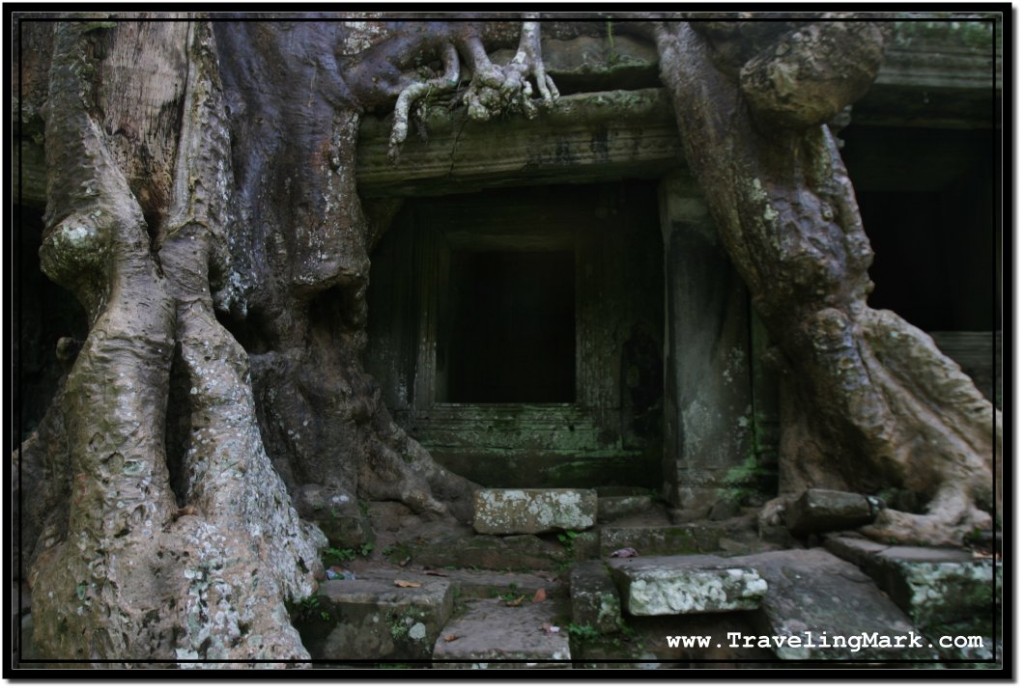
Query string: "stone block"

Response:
xmin=785 ymin=489 xmax=875 ymax=536
xmin=301 ymin=571 xmax=453 ymax=660
xmin=825 ymin=535 xmax=1000 ymax=628
xmin=609 ymin=555 xmax=766 ymax=616
xmin=473 ymin=489 xmax=597 ymax=535
xmin=432 ymin=599 xmax=571 ymax=668
xmin=738 ymin=548 xmax=936 ymax=661
xmin=570 ymin=561 xmax=624 ymax=634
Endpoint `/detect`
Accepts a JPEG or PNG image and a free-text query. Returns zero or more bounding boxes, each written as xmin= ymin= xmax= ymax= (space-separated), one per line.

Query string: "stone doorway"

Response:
xmin=365 ymin=181 xmax=664 ymax=489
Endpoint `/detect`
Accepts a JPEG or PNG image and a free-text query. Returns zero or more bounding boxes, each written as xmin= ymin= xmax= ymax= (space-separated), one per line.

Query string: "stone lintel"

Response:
xmin=357 ymin=88 xmax=682 ymax=198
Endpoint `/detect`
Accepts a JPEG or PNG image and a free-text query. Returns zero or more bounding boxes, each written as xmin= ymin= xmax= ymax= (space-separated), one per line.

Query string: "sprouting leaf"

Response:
xmin=504 ymin=594 xmax=525 ymax=607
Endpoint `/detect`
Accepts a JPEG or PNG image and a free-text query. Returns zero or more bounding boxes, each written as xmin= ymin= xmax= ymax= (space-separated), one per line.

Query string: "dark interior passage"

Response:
xmin=444 ymin=250 xmax=576 ymax=403
xmin=841 ymin=125 xmax=999 ymax=332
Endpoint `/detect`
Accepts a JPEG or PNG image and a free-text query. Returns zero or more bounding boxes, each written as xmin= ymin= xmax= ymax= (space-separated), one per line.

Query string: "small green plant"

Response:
xmin=390 ymin=621 xmax=408 ymax=639
xmin=322 ymin=546 xmax=356 ymax=563
xmin=322 ymin=542 xmax=373 ymax=564
xmin=498 ymin=583 xmax=521 ymax=603
xmin=566 ymin=622 xmax=600 ymax=642
xmin=295 ymin=595 xmax=331 ymax=623
xmin=557 ymin=530 xmax=580 ymax=556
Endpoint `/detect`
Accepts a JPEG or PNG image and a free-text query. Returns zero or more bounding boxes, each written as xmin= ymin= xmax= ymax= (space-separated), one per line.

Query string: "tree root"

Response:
xmin=387 ymin=16 xmax=558 ymax=161
xmin=860 ymin=482 xmax=994 ymax=547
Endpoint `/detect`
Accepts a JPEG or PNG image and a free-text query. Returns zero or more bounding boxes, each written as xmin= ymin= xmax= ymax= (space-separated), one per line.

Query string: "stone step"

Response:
xmin=350 ymin=563 xmax=567 ymax=601
xmin=602 ymin=548 xmax=941 ymax=663
xmin=597 ymin=493 xmax=656 ymax=522
xmin=824 ymin=534 xmax=1001 ymax=659
xmin=298 ymin=568 xmax=454 ymax=661
xmin=409 ymin=533 xmax=572 ymax=571
xmin=608 ymin=555 xmax=767 ymax=616
xmin=737 ymin=548 xmax=937 ymax=662
xmin=569 ymin=560 xmax=625 ymax=635
xmin=432 ymin=598 xmax=572 ymax=669
xmin=600 ymin=523 xmax=723 ymax=556
xmin=473 ymin=488 xmax=597 ymax=535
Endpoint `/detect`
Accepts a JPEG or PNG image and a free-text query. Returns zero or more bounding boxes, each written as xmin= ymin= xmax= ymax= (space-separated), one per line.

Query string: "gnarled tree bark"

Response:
xmin=14 ymin=13 xmax=999 ymax=668
xmin=653 ymin=18 xmax=999 ymax=545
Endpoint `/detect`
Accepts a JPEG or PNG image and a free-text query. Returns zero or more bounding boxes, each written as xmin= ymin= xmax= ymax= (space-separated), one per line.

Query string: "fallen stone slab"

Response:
xmin=824 ymin=535 xmax=1001 ymax=629
xmin=608 ymin=555 xmax=767 ymax=616
xmin=300 ymin=570 xmax=454 ymax=661
xmin=570 ymin=561 xmax=624 ymax=634
xmin=432 ymin=599 xmax=571 ymax=668
xmin=473 ymin=488 xmax=597 ymax=535
xmin=737 ymin=548 xmax=937 ymax=662
xmin=785 ymin=489 xmax=877 ymax=536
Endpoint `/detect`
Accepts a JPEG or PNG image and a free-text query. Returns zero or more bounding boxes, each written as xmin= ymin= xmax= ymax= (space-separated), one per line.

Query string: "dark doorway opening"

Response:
xmin=443 ymin=250 xmax=576 ymax=404
xmin=840 ymin=125 xmax=998 ymax=332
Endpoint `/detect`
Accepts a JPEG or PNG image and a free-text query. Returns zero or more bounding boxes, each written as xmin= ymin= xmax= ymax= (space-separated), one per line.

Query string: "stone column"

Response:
xmin=658 ymin=172 xmax=754 ymax=519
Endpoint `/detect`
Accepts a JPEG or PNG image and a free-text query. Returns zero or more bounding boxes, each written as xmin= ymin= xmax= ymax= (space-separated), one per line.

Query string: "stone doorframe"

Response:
xmin=355 ymin=85 xmax=774 ymax=518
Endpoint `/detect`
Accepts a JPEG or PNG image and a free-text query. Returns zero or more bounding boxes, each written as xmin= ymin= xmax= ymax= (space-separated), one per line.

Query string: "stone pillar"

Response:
xmin=658 ymin=172 xmax=754 ymax=519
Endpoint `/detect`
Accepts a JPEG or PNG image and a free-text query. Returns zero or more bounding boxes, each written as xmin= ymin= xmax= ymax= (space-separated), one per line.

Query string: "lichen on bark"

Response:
xmin=653 ymin=18 xmax=998 ymax=546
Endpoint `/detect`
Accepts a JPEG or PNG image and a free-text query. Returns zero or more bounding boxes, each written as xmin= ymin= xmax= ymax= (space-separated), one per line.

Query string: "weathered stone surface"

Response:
xmin=785 ymin=489 xmax=876 ymax=536
xmin=739 ymin=549 xmax=936 ymax=661
xmin=824 ymin=535 xmax=1001 ymax=628
xmin=300 ymin=570 xmax=453 ymax=661
xmin=660 ymin=171 xmax=754 ymax=515
xmin=601 ymin=523 xmax=722 ymax=556
xmin=570 ymin=561 xmax=624 ymax=634
xmin=357 ymin=88 xmax=682 ymax=197
xmin=598 ymin=494 xmax=655 ymax=522
xmin=445 ymin=570 xmax=563 ymax=601
xmin=432 ymin=599 xmax=571 ymax=668
xmin=414 ymin=533 xmax=567 ymax=571
xmin=473 ymin=489 xmax=597 ymax=535
xmin=609 ymin=555 xmax=766 ymax=616
xmin=294 ymin=484 xmax=373 ymax=549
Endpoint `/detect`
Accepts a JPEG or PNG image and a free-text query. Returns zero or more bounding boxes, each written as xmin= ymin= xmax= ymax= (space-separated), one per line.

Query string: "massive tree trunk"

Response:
xmin=14 ymin=13 xmax=998 ymax=666
xmin=16 ymin=13 xmax=568 ymax=665
xmin=23 ymin=18 xmax=326 ymax=665
xmin=654 ymin=18 xmax=999 ymax=545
